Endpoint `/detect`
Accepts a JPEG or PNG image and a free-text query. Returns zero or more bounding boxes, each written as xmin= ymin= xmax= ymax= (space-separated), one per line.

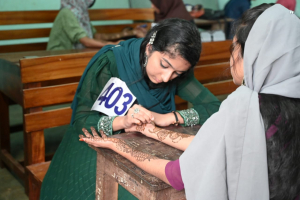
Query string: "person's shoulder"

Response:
xmin=57 ymin=8 xmax=74 ymax=18
xmin=220 ymin=86 xmax=255 ymax=110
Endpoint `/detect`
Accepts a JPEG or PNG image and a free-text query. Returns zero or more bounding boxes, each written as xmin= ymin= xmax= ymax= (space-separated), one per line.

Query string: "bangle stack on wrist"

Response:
xmin=172 ymin=111 xmax=179 ymax=126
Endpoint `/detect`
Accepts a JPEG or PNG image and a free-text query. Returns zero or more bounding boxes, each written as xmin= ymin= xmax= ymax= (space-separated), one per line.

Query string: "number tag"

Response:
xmin=91 ymin=78 xmax=136 ymax=116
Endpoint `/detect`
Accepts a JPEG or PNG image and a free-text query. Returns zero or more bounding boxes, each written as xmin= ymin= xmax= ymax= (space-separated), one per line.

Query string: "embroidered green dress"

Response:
xmin=40 ymin=40 xmax=220 ymax=200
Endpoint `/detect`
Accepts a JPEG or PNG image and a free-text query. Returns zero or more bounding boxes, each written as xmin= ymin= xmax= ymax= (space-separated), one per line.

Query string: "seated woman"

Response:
xmin=47 ymin=0 xmax=125 ymax=50
xmin=80 ymin=4 xmax=300 ymax=200
xmin=150 ymin=0 xmax=193 ymax=23
xmin=41 ymin=18 xmax=221 ymax=199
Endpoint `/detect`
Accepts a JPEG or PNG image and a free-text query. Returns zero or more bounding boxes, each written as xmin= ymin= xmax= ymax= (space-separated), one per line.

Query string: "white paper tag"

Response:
xmin=91 ymin=77 xmax=136 ymax=116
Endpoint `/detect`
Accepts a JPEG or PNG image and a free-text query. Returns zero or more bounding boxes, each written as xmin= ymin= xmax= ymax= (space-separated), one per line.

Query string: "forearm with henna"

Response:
xmin=136 ymin=122 xmax=194 ymax=151
xmin=114 ymin=139 xmax=157 ymax=162
xmin=111 ymin=137 xmax=169 ymax=185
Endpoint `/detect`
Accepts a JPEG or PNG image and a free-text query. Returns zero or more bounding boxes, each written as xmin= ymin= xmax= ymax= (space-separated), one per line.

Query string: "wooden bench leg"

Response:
xmin=24 ymin=130 xmax=45 ymax=195
xmin=0 ymin=92 xmax=10 ymax=168
xmin=96 ymin=153 xmax=118 ymax=200
xmin=23 ymin=130 xmax=45 ymax=166
xmin=26 ymin=168 xmax=40 ymax=200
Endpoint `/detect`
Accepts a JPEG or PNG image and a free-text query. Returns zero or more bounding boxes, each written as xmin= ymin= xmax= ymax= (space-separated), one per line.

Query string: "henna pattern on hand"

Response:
xmin=115 ymin=139 xmax=157 ymax=161
xmin=81 ymin=127 xmax=157 ymax=162
xmin=136 ymin=123 xmax=146 ymax=132
xmin=148 ymin=122 xmax=191 ymax=143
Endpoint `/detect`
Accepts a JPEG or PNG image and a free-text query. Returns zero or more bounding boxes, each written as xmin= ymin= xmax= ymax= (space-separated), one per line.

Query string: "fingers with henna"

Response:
xmin=91 ymin=127 xmax=101 ymax=139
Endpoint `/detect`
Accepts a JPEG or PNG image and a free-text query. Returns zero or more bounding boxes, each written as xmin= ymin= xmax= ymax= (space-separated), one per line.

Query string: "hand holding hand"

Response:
xmin=123 ymin=104 xmax=154 ymax=129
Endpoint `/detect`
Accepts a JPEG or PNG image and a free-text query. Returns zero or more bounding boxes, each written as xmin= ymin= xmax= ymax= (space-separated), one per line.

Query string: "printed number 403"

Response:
xmin=98 ymin=83 xmax=133 ymax=115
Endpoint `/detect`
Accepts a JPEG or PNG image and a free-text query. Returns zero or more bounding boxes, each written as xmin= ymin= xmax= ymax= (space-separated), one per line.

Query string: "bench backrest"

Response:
xmin=20 ymin=51 xmax=96 ymax=134
xmin=0 ymin=8 xmax=154 ymax=53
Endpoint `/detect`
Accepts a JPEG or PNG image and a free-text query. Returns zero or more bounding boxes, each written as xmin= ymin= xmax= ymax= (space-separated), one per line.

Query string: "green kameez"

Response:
xmin=40 ymin=50 xmax=220 ymax=200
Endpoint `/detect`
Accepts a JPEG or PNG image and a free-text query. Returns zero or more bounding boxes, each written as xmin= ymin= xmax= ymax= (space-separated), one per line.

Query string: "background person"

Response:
xmin=224 ymin=0 xmax=252 ymax=39
xmin=47 ymin=0 xmax=122 ymax=50
xmin=276 ymin=0 xmax=296 ymax=11
xmin=150 ymin=0 xmax=193 ymax=23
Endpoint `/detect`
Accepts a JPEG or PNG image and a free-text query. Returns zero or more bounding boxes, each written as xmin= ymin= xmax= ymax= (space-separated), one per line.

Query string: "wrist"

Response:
xmin=112 ymin=116 xmax=127 ymax=131
xmin=108 ymin=139 xmax=117 ymax=150
xmin=171 ymin=111 xmax=179 ymax=126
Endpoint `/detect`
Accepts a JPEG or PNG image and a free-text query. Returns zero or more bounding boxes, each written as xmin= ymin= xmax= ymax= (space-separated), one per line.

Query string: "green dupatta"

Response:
xmin=71 ymin=38 xmax=176 ymax=124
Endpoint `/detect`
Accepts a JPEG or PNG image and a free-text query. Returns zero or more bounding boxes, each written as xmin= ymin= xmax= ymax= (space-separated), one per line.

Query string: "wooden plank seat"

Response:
xmin=0 ymin=8 xmax=154 ymax=53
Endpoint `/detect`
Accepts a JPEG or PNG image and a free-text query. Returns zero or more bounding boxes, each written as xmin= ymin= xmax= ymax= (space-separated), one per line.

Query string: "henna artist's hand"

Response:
xmin=123 ymin=104 xmax=154 ymax=129
xmin=79 ymin=127 xmax=119 ymax=149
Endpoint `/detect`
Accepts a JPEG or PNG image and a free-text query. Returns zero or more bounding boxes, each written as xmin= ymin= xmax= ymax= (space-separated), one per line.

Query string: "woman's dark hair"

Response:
xmin=232 ymin=4 xmax=300 ymax=199
xmin=139 ymin=18 xmax=201 ymax=88
xmin=260 ymin=94 xmax=300 ymax=200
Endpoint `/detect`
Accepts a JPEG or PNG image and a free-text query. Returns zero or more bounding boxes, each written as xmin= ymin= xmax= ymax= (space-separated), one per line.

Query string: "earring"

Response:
xmin=143 ymin=54 xmax=148 ymax=68
xmin=241 ymin=77 xmax=246 ymax=86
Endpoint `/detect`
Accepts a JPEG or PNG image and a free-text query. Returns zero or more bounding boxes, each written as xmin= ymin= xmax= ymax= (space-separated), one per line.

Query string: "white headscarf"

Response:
xmin=61 ymin=0 xmax=95 ymax=49
xmin=180 ymin=4 xmax=300 ymax=200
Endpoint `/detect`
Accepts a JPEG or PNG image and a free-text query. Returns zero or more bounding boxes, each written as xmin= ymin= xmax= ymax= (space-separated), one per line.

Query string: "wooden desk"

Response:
xmin=194 ymin=18 xmax=234 ymax=31
xmin=91 ymin=125 xmax=200 ymax=200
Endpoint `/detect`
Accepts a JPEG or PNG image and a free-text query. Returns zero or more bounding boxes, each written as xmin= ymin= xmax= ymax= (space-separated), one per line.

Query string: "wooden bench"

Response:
xmin=0 ymin=8 xmax=154 ymax=53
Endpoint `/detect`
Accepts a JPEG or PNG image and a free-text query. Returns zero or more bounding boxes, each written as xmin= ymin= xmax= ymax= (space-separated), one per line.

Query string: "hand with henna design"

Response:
xmin=79 ymin=127 xmax=119 ymax=149
xmin=80 ymin=127 xmax=158 ymax=162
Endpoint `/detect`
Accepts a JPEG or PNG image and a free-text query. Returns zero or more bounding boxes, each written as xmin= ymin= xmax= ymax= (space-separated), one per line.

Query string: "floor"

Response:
xmin=0 ymin=104 xmax=66 ymax=200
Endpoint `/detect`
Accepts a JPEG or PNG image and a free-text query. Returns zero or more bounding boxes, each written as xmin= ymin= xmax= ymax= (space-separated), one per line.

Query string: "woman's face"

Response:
xmin=230 ymin=37 xmax=244 ymax=85
xmin=145 ymin=45 xmax=191 ymax=84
